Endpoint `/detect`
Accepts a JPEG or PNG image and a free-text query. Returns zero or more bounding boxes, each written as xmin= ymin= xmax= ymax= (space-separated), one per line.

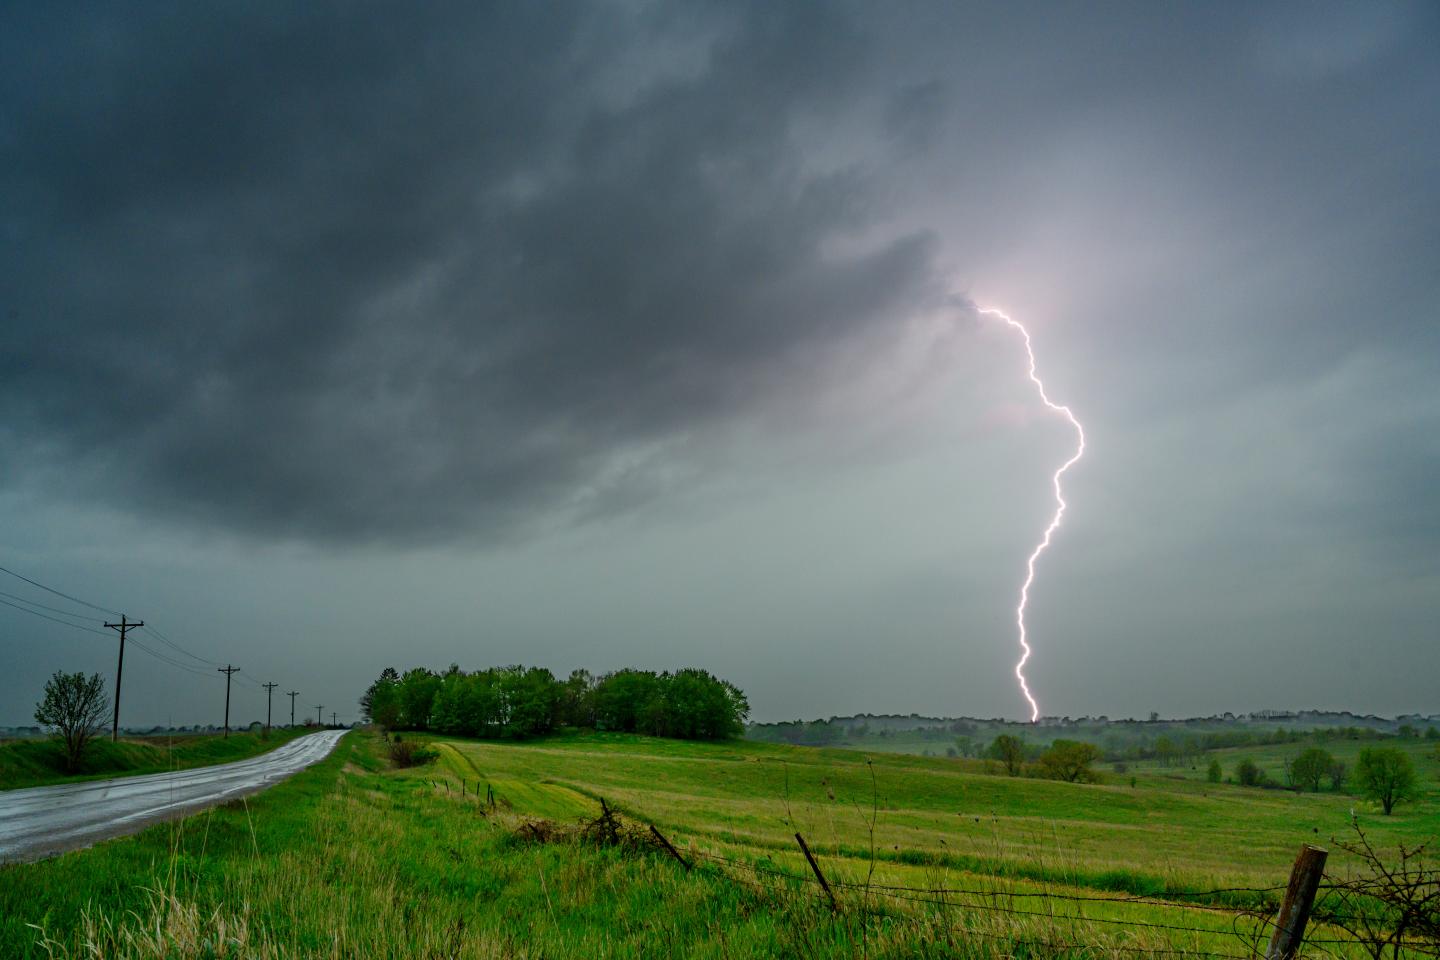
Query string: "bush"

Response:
xmin=388 ymin=735 xmax=439 ymax=768
xmin=1037 ymin=739 xmax=1100 ymax=782
xmin=1236 ymin=758 xmax=1264 ymax=787
xmin=1206 ymin=758 xmax=1222 ymax=783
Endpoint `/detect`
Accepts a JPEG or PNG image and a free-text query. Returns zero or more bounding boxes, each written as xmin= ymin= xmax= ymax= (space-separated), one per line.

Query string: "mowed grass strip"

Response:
xmin=0 ymin=726 xmax=316 ymax=790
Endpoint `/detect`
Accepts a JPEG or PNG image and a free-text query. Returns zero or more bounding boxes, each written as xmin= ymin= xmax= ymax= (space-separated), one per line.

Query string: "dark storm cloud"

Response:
xmin=0 ymin=2 xmax=942 ymax=543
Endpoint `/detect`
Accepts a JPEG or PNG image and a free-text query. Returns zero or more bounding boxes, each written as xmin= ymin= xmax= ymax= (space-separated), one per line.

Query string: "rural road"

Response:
xmin=0 ymin=728 xmax=348 ymax=863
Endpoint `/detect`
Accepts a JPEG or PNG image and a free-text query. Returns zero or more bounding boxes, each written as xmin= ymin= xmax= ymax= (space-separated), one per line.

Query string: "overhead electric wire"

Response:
xmin=0 ymin=562 xmax=122 ymax=617
xmin=0 ymin=594 xmax=112 ymax=637
xmin=140 ymin=623 xmax=220 ymax=666
xmin=125 ymin=635 xmax=225 ymax=680
xmin=0 ymin=588 xmax=105 ymax=625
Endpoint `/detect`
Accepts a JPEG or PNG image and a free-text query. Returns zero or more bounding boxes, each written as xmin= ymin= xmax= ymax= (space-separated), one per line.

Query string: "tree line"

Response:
xmin=360 ymin=665 xmax=749 ymax=741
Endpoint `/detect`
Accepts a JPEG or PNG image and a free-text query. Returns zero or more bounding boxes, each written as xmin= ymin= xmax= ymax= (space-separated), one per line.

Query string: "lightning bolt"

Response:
xmin=981 ymin=308 xmax=1085 ymax=722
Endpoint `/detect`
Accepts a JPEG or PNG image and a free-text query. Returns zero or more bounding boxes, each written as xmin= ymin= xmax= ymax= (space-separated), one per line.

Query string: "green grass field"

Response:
xmin=0 ymin=726 xmax=315 ymax=790
xmin=2 ymin=730 xmax=1435 ymax=958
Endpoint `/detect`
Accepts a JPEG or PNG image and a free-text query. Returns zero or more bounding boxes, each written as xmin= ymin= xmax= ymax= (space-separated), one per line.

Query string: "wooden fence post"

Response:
xmin=650 ymin=824 xmax=691 ymax=871
xmin=795 ymin=832 xmax=838 ymax=911
xmin=1266 ymin=844 xmax=1327 ymax=960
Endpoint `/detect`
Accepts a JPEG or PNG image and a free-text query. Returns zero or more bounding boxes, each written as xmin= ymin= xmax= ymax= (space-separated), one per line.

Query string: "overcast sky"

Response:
xmin=3 ymin=2 xmax=1437 ymax=728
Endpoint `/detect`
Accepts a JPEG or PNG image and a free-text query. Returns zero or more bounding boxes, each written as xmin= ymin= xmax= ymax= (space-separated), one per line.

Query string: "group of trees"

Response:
xmin=361 ymin=665 xmax=748 ymax=741
xmin=1230 ymin=747 xmax=1421 ymax=814
xmin=984 ymin=734 xmax=1102 ymax=782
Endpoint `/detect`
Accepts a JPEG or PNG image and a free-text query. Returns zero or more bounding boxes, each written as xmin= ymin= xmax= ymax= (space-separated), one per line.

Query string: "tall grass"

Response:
xmin=1 ymin=731 xmax=1405 ymax=958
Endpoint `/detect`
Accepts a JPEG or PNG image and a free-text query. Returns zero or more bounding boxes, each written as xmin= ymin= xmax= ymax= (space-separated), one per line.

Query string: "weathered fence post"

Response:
xmin=1266 ymin=844 xmax=1328 ymax=960
xmin=795 ymin=832 xmax=838 ymax=911
xmin=650 ymin=824 xmax=691 ymax=871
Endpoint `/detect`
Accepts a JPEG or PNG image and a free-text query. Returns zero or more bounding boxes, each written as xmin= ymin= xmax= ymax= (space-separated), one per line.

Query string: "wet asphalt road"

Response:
xmin=0 ymin=728 xmax=348 ymax=863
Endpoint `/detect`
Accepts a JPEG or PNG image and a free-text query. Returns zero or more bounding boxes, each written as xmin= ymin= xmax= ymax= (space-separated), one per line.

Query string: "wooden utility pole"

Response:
xmin=287 ymin=690 xmax=299 ymax=727
xmin=262 ymin=682 xmax=278 ymax=733
xmin=331 ymin=711 xmax=337 ymax=727
xmin=316 ymin=704 xmax=323 ymax=726
xmin=104 ymin=615 xmax=143 ymax=742
xmin=217 ymin=665 xmax=240 ymax=737
xmin=1266 ymin=844 xmax=1328 ymax=960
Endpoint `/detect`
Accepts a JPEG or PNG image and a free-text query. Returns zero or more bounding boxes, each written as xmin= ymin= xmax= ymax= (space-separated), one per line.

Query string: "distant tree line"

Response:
xmin=360 ymin=665 xmax=748 ymax=741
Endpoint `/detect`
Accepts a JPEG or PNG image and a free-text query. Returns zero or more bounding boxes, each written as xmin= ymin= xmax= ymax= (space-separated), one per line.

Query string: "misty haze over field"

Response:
xmin=2 ymin=2 xmax=1438 ymax=727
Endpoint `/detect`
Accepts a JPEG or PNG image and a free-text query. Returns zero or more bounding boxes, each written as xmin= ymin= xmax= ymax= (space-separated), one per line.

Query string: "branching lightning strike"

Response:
xmin=981 ymin=308 xmax=1085 ymax=722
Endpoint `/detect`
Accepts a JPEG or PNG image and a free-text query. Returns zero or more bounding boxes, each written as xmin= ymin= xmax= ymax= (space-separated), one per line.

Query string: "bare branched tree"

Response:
xmin=1316 ymin=821 xmax=1440 ymax=958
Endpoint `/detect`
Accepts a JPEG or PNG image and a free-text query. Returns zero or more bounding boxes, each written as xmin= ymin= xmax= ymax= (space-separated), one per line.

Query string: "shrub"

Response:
xmin=388 ymin=735 xmax=439 ymax=768
xmin=1236 ymin=758 xmax=1264 ymax=787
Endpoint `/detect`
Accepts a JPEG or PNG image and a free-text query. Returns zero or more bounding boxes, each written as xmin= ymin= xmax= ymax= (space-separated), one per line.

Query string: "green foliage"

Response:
xmin=387 ymin=735 xmax=439 ymax=768
xmin=1354 ymin=747 xmax=1419 ymax=815
xmin=986 ymin=734 xmax=1025 ymax=775
xmin=368 ymin=664 xmax=748 ymax=742
xmin=359 ymin=666 xmax=401 ymax=729
xmin=1328 ymin=759 xmax=1347 ymax=791
xmin=1288 ymin=747 xmax=1333 ymax=792
xmin=1206 ymin=758 xmax=1222 ymax=783
xmin=1235 ymin=758 xmax=1264 ymax=787
xmin=1037 ymin=739 xmax=1101 ymax=782
xmin=33 ymin=671 xmax=109 ymax=772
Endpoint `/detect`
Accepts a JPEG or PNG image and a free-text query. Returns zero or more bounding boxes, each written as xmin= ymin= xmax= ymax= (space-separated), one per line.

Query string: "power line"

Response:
xmin=0 ymin=595 xmax=112 ymax=637
xmin=125 ymin=636 xmax=224 ymax=679
xmin=0 ymin=588 xmax=102 ymax=623
xmin=140 ymin=623 xmax=219 ymax=667
xmin=0 ymin=563 xmax=121 ymax=616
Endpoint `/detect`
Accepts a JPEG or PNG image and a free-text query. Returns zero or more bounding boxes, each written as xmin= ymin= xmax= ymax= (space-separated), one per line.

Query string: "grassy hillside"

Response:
xmin=2 ymin=730 xmax=1435 ymax=958
xmin=0 ymin=726 xmax=315 ymax=790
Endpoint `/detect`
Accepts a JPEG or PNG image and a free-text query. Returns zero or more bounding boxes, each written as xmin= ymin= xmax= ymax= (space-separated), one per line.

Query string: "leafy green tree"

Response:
xmin=1236 ymin=758 xmax=1264 ymax=787
xmin=1354 ymin=747 xmax=1418 ymax=815
xmin=1038 ymin=740 xmax=1100 ymax=782
xmin=360 ymin=667 xmax=402 ymax=729
xmin=593 ymin=669 xmax=661 ymax=733
xmin=560 ymin=669 xmax=596 ymax=728
xmin=987 ymin=734 xmax=1025 ymax=776
xmin=1289 ymin=747 xmax=1334 ymax=792
xmin=397 ymin=668 xmax=441 ymax=730
xmin=1328 ymin=759 xmax=1347 ymax=791
xmin=1206 ymin=758 xmax=1222 ymax=783
xmin=34 ymin=671 xmax=109 ymax=772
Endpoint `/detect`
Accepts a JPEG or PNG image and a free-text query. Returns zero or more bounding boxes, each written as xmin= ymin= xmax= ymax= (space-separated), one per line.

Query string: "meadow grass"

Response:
xmin=0 ymin=726 xmax=315 ymax=790
xmin=1 ymin=730 xmax=1434 ymax=958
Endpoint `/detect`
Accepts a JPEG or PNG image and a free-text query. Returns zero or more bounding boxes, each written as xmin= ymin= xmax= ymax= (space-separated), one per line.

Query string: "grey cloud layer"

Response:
xmin=1 ymin=3 xmax=944 ymax=543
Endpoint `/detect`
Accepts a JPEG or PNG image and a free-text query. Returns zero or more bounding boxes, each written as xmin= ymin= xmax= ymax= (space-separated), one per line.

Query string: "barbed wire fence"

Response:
xmin=421 ymin=770 xmax=1436 ymax=958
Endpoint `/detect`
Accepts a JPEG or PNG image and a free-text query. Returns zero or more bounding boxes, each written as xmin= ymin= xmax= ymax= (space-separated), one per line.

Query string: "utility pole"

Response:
xmin=262 ymin=682 xmax=278 ymax=733
xmin=332 ymin=711 xmax=337 ymax=727
xmin=287 ymin=690 xmax=299 ymax=727
xmin=217 ymin=665 xmax=240 ymax=737
xmin=104 ymin=615 xmax=143 ymax=742
xmin=316 ymin=704 xmax=323 ymax=727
